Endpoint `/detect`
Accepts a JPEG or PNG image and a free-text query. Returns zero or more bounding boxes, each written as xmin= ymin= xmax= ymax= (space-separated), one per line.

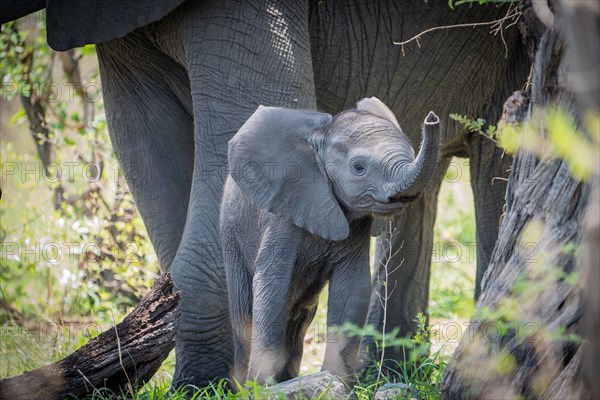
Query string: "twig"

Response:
xmin=77 ymin=369 xmax=97 ymax=393
xmin=112 ymin=310 xmax=135 ymax=398
xmin=481 ymin=132 xmax=498 ymax=144
xmin=375 ymin=218 xmax=404 ymax=386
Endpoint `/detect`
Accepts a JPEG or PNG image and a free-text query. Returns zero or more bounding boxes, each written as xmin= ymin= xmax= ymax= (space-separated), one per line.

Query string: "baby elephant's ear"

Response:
xmin=356 ymin=97 xmax=401 ymax=129
xmin=228 ymin=106 xmax=350 ymax=241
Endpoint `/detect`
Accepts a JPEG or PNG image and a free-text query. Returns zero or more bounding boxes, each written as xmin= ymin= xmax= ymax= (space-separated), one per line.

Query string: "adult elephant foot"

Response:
xmin=171 ymin=245 xmax=233 ymax=388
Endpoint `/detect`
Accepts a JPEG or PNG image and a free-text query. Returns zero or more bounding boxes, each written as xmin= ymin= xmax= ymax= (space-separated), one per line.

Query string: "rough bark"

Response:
xmin=0 ymin=273 xmax=180 ymax=400
xmin=440 ymin=4 xmax=597 ymax=398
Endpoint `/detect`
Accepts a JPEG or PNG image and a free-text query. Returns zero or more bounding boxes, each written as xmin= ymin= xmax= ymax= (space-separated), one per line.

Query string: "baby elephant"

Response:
xmin=220 ymin=97 xmax=440 ymax=384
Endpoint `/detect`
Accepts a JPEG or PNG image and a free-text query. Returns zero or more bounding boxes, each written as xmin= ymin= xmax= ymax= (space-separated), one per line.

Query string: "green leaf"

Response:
xmin=9 ymin=107 xmax=26 ymax=126
xmin=546 ymin=107 xmax=596 ymax=181
xmin=497 ymin=124 xmax=519 ymax=154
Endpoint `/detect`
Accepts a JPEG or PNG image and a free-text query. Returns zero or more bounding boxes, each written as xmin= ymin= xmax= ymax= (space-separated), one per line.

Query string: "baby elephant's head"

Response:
xmin=228 ymin=97 xmax=440 ymax=241
xmin=311 ymin=98 xmax=440 ymax=219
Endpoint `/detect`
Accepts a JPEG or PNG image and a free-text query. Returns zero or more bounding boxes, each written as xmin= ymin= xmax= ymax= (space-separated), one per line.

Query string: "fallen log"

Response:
xmin=0 ymin=273 xmax=180 ymax=400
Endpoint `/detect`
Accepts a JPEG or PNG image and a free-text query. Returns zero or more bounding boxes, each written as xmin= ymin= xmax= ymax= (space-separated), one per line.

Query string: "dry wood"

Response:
xmin=0 ymin=273 xmax=180 ymax=400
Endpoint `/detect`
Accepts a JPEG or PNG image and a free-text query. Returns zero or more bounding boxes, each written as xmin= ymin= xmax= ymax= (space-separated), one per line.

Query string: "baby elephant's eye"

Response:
xmin=351 ymin=161 xmax=367 ymax=176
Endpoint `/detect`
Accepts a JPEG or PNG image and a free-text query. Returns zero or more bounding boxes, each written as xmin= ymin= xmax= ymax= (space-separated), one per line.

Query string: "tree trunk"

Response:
xmin=0 ymin=273 xmax=180 ymax=400
xmin=440 ymin=3 xmax=598 ymax=398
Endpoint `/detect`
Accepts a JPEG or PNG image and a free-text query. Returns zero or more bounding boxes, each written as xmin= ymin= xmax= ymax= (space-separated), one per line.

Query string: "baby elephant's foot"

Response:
xmin=247 ymin=348 xmax=288 ymax=385
xmin=322 ymin=336 xmax=360 ymax=383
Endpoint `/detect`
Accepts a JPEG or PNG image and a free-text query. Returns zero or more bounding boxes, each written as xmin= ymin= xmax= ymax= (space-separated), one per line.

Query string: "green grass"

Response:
xmin=59 ymin=345 xmax=446 ymax=399
xmin=0 ymin=306 xmax=449 ymax=399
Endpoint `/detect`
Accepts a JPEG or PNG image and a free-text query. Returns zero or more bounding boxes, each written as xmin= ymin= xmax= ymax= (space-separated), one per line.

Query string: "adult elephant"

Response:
xmin=1 ymin=0 xmax=530 ymax=387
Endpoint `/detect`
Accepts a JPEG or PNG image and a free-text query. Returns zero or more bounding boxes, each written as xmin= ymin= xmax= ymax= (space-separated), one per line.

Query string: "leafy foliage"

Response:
xmin=450 ymin=113 xmax=497 ymax=141
xmin=498 ymin=106 xmax=599 ymax=181
xmin=1 ymin=15 xmax=159 ymax=379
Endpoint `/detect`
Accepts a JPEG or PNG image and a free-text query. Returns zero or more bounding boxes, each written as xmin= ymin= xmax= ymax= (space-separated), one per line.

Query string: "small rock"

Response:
xmin=374 ymin=383 xmax=419 ymax=400
xmin=266 ymin=371 xmax=349 ymax=399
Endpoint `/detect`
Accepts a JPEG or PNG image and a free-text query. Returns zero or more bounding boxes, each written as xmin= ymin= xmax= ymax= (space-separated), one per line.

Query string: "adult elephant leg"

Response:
xmin=361 ymin=158 xmax=450 ymax=369
xmin=468 ymin=120 xmax=514 ymax=299
xmin=310 ymin=0 xmax=530 ymax=370
xmin=171 ymin=0 xmax=316 ymax=387
xmin=96 ymin=32 xmax=194 ymax=271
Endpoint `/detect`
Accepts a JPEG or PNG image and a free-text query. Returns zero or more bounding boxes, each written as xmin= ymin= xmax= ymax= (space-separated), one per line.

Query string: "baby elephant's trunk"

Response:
xmin=391 ymin=111 xmax=441 ymax=198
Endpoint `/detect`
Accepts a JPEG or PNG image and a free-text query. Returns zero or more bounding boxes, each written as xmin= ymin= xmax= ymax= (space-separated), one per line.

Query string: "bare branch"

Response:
xmin=393 ymin=6 xmax=522 ymax=56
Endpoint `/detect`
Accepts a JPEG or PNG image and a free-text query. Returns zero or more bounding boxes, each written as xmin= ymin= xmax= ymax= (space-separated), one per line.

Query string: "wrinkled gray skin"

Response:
xmin=2 ymin=0 xmax=530 ymax=388
xmin=222 ymin=99 xmax=440 ymax=383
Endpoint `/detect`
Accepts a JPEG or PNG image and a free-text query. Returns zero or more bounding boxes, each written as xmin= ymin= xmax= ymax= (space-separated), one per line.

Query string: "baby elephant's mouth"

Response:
xmin=369 ymin=192 xmax=422 ymax=216
xmin=387 ymin=193 xmax=421 ymax=204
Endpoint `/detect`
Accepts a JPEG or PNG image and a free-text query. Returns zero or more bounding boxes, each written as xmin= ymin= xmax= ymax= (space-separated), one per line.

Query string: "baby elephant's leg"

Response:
xmin=247 ymin=243 xmax=297 ymax=384
xmin=322 ymin=256 xmax=371 ymax=379
xmin=283 ymin=303 xmax=319 ymax=380
xmin=223 ymin=242 xmax=252 ymax=385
